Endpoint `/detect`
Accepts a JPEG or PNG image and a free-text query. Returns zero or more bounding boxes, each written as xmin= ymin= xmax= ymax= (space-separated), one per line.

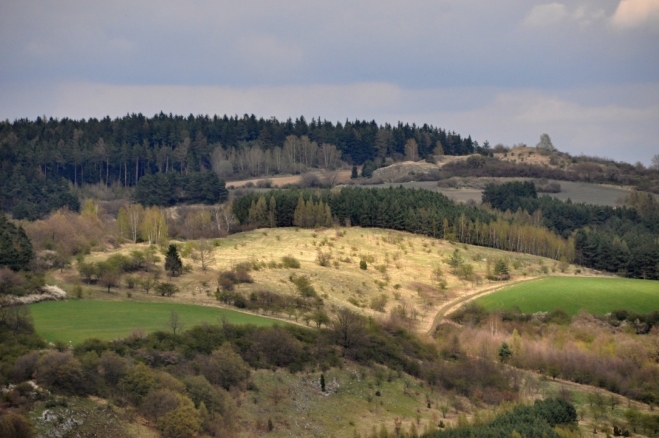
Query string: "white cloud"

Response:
xmin=611 ymin=0 xmax=659 ymax=28
xmin=523 ymin=3 xmax=568 ymax=27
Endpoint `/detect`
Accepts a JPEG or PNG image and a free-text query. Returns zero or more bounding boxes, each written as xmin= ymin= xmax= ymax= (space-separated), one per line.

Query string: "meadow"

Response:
xmin=54 ymin=227 xmax=579 ymax=335
xmin=30 ymin=300 xmax=281 ymax=344
xmin=474 ymin=276 xmax=659 ymax=315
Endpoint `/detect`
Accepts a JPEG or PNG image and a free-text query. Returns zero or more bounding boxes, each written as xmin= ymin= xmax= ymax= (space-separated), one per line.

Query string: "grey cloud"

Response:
xmin=0 ymin=1 xmax=657 ymax=165
xmin=2 ymin=0 xmax=656 ymax=88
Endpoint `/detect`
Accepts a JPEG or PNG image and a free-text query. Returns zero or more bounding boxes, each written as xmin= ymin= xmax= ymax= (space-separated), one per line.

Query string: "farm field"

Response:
xmin=30 ymin=300 xmax=281 ymax=344
xmin=474 ymin=276 xmax=659 ymax=316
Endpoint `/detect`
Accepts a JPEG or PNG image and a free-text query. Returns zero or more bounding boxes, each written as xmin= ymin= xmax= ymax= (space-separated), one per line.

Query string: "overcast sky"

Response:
xmin=1 ymin=0 xmax=658 ymax=164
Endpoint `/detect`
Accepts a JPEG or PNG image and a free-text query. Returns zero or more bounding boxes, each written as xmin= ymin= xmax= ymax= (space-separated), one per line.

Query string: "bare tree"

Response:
xmin=332 ymin=308 xmax=367 ymax=355
xmin=651 ymin=154 xmax=659 ymax=171
xmin=167 ymin=310 xmax=184 ymax=334
xmin=404 ymin=139 xmax=419 ymax=162
xmin=192 ymin=239 xmax=215 ymax=270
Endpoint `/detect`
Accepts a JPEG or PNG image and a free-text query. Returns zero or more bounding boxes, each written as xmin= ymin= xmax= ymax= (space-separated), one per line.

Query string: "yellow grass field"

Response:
xmin=52 ymin=227 xmax=601 ymax=333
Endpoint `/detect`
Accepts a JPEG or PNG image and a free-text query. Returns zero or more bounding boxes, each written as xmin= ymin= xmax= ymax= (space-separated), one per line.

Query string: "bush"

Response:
xmin=545 ymin=308 xmax=571 ymax=325
xmin=198 ymin=343 xmax=251 ymax=390
xmin=36 ymin=351 xmax=86 ymax=395
xmin=359 ymin=260 xmax=367 ymax=270
xmin=155 ymin=282 xmax=179 ymax=297
xmin=370 ymin=294 xmax=389 ymax=312
xmin=316 ymin=251 xmax=332 ymax=267
xmin=158 ymin=397 xmax=201 ymax=438
xmin=290 ymin=275 xmax=317 ymax=298
xmin=141 ymin=389 xmax=181 ymax=422
xmin=183 ymin=375 xmax=230 ymax=415
xmin=122 ymin=363 xmax=157 ymax=402
xmin=281 ymin=256 xmax=300 ymax=269
xmin=0 ymin=413 xmax=34 ymax=438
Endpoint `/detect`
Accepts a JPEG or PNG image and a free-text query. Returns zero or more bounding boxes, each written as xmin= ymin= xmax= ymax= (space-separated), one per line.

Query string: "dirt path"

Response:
xmin=227 ymin=170 xmax=352 ymax=188
xmin=424 ymin=276 xmax=542 ymax=336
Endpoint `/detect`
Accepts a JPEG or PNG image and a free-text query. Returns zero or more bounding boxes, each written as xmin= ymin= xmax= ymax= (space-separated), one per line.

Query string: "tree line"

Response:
xmin=482 ymin=182 xmax=659 ymax=279
xmin=0 ymin=113 xmax=477 ymax=219
xmin=233 ymin=187 xmax=573 ymax=262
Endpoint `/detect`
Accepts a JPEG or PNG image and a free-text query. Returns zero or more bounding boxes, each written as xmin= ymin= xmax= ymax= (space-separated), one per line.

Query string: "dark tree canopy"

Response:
xmin=165 ymin=245 xmax=183 ymax=277
xmin=0 ymin=114 xmax=476 ymax=218
xmin=0 ymin=214 xmax=34 ymax=271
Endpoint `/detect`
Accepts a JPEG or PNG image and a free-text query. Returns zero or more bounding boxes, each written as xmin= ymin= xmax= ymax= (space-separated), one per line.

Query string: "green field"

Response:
xmin=475 ymin=277 xmax=659 ymax=315
xmin=30 ymin=300 xmax=283 ymax=344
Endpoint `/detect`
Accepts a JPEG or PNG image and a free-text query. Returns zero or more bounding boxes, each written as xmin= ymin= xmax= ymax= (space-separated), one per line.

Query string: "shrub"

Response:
xmin=290 ymin=275 xmax=317 ymax=298
xmin=198 ymin=343 xmax=251 ymax=390
xmin=359 ymin=260 xmax=367 ymax=270
xmin=183 ymin=375 xmax=230 ymax=415
xmin=158 ymin=397 xmax=201 ymax=438
xmin=122 ymin=363 xmax=157 ymax=402
xmin=0 ymin=413 xmax=34 ymax=438
xmin=98 ymin=351 xmax=127 ymax=386
xmin=316 ymin=251 xmax=332 ymax=267
xmin=370 ymin=294 xmax=389 ymax=312
xmin=141 ymin=389 xmax=181 ymax=422
xmin=36 ymin=351 xmax=86 ymax=395
xmin=155 ymin=282 xmax=179 ymax=297
xmin=545 ymin=308 xmax=571 ymax=325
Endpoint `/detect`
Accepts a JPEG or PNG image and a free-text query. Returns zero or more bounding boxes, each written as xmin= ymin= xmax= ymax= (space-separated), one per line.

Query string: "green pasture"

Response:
xmin=475 ymin=276 xmax=659 ymax=315
xmin=30 ymin=300 xmax=283 ymax=344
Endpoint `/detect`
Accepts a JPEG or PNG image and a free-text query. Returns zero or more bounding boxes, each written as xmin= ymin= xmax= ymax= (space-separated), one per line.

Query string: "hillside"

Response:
xmin=50 ymin=227 xmax=603 ymax=334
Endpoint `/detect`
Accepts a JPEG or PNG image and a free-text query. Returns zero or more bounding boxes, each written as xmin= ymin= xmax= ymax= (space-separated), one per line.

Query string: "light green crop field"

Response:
xmin=30 ymin=300 xmax=283 ymax=344
xmin=474 ymin=276 xmax=659 ymax=315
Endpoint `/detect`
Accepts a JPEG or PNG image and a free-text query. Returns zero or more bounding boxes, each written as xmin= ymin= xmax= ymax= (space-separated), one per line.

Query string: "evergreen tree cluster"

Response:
xmin=0 ymin=113 xmax=475 ymax=218
xmin=134 ymin=171 xmax=227 ymax=206
xmin=0 ymin=213 xmax=34 ymax=271
xmin=425 ymin=398 xmax=577 ymax=438
xmin=483 ymin=182 xmax=659 ymax=279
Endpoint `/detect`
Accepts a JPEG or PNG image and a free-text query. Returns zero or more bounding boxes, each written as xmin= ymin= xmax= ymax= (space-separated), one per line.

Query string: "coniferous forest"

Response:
xmin=0 ymin=114 xmax=473 ymax=219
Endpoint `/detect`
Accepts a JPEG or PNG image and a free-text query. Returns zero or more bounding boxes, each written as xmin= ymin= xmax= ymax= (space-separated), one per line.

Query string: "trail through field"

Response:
xmin=424 ymin=276 xmax=542 ymax=335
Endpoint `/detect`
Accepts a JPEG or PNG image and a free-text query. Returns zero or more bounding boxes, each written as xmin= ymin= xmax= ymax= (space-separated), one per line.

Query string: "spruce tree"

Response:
xmin=165 ymin=244 xmax=183 ymax=277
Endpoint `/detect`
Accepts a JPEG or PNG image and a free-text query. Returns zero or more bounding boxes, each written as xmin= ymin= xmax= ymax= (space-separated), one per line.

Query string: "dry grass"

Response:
xmin=50 ymin=227 xmax=602 ymax=333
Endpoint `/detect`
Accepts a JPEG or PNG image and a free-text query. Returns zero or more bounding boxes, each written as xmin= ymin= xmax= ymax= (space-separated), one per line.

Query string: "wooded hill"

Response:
xmin=0 ymin=114 xmax=474 ymax=219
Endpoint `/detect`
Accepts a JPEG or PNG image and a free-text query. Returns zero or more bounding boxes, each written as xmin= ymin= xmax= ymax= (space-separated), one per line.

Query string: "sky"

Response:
xmin=1 ymin=0 xmax=658 ymax=165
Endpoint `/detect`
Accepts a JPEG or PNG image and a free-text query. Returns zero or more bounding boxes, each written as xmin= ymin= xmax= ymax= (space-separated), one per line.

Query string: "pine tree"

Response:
xmin=493 ymin=259 xmax=510 ymax=280
xmin=351 ymin=165 xmax=358 ymax=179
xmin=165 ymin=244 xmax=183 ymax=277
xmin=0 ymin=214 xmax=34 ymax=271
xmin=498 ymin=342 xmax=512 ymax=363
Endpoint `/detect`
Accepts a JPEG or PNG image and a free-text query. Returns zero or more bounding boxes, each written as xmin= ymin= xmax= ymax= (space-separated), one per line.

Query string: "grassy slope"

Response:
xmin=474 ymin=276 xmax=659 ymax=315
xmin=50 ymin=227 xmax=588 ymax=335
xmin=30 ymin=300 xmax=280 ymax=344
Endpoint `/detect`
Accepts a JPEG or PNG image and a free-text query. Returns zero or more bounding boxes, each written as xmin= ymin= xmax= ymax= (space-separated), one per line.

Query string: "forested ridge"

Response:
xmin=0 ymin=113 xmax=476 ymax=219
